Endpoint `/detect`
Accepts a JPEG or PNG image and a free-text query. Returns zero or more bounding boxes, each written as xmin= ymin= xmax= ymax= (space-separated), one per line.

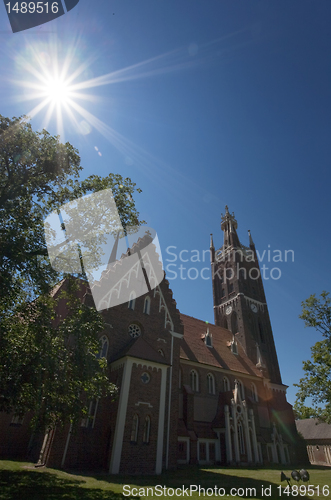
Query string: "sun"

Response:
xmin=12 ymin=36 xmax=220 ymax=142
xmin=43 ymin=76 xmax=72 ymax=105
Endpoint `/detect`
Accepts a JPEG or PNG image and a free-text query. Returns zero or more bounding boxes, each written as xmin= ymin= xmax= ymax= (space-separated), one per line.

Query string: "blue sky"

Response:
xmin=1 ymin=0 xmax=331 ymax=405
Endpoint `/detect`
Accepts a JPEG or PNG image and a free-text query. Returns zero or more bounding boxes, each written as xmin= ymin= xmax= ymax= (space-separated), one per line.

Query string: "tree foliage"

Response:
xmin=294 ymin=291 xmax=331 ymax=423
xmin=0 ymin=114 xmax=143 ymax=430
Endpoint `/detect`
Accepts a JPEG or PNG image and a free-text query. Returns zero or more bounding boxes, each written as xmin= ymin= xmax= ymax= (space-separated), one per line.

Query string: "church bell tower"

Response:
xmin=210 ymin=206 xmax=282 ymax=385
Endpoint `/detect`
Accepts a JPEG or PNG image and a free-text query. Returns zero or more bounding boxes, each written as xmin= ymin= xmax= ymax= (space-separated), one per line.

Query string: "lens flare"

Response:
xmin=43 ymin=77 xmax=71 ymax=104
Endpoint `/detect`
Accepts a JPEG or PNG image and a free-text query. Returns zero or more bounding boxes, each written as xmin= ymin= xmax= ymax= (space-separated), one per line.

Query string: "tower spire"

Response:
xmin=211 ymin=208 xmax=283 ymax=384
xmin=220 ymin=206 xmax=240 ymax=248
xmin=248 ymin=229 xmax=255 ymax=248
xmin=210 ymin=233 xmax=215 ymax=263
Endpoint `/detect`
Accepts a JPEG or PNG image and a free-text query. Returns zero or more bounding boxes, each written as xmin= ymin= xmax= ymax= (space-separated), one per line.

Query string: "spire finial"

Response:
xmin=210 ymin=233 xmax=214 ymax=249
xmin=221 ymin=206 xmax=238 ymax=231
xmin=248 ymin=229 xmax=254 ymax=247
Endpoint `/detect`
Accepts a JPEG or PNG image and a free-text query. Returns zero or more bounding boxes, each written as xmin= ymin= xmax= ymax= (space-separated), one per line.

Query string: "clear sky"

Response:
xmin=1 ymin=0 xmax=330 ymax=406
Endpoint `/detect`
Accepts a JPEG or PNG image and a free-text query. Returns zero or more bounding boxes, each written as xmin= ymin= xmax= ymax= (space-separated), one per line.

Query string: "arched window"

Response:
xmin=190 ymin=370 xmax=199 ymax=392
xmin=143 ymin=296 xmax=151 ymax=315
xmin=238 ymin=421 xmax=245 ymax=454
xmin=250 ymin=383 xmax=258 ymax=402
xmin=221 ymin=317 xmax=228 ymax=329
xmin=205 ymin=329 xmax=212 ymax=347
xmin=97 ymin=335 xmax=109 ymax=359
xmin=131 ymin=414 xmax=139 ymax=442
xmin=237 ymin=379 xmax=245 ymax=400
xmin=231 ymin=339 xmax=238 ymax=355
xmin=207 ymin=373 xmax=215 ymax=395
xmin=223 ymin=376 xmax=230 ymax=392
xmin=143 ymin=416 xmax=151 ymax=444
xmin=258 ymin=321 xmax=265 ymax=343
xmin=128 ymin=291 xmax=136 ymax=310
xmin=231 ymin=312 xmax=238 ymax=334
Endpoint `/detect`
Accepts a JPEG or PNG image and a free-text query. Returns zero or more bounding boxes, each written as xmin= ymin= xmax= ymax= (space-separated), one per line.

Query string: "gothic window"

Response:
xmin=143 ymin=296 xmax=151 ymax=314
xmin=239 ymin=268 xmax=247 ymax=280
xmin=143 ymin=415 xmax=151 ymax=444
xmin=258 ymin=321 xmax=265 ymax=343
xmin=221 ymin=288 xmax=225 ymax=298
xmin=250 ymin=383 xmax=258 ymax=402
xmin=81 ymin=399 xmax=98 ymax=428
xmin=237 ymin=379 xmax=245 ymax=400
xmin=205 ymin=329 xmax=212 ymax=347
xmin=231 ymin=340 xmax=238 ymax=355
xmin=190 ymin=370 xmax=199 ymax=392
xmin=128 ymin=291 xmax=136 ymax=310
xmin=128 ymin=323 xmax=141 ymax=338
xmin=223 ymin=376 xmax=230 ymax=392
xmin=238 ymin=421 xmax=245 ymax=454
xmin=221 ymin=316 xmax=228 ymax=329
xmin=207 ymin=373 xmax=215 ymax=394
xmin=231 ymin=312 xmax=238 ymax=334
xmin=228 ymin=283 xmax=234 ymax=294
xmin=97 ymin=335 xmax=109 ymax=359
xmin=131 ymin=414 xmax=139 ymax=442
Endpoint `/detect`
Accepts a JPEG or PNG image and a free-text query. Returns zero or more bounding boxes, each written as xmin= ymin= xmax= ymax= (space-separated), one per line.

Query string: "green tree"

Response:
xmin=294 ymin=291 xmax=331 ymax=423
xmin=0 ymin=114 xmax=143 ymax=431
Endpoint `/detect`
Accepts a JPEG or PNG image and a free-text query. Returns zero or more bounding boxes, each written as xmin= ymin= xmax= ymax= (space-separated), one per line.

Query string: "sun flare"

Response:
xmin=43 ymin=77 xmax=71 ymax=105
xmin=13 ymin=36 xmax=222 ymax=142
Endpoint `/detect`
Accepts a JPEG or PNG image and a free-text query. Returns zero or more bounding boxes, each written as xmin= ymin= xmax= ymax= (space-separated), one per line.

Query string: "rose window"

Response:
xmin=128 ymin=323 xmax=141 ymax=338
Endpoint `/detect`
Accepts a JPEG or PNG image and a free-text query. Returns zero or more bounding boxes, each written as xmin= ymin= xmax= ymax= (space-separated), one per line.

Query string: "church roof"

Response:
xmin=110 ymin=336 xmax=169 ymax=366
xmin=179 ymin=314 xmax=262 ymax=378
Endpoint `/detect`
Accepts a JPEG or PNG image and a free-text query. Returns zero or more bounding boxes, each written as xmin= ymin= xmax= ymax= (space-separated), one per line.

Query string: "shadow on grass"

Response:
xmin=0 ymin=469 xmax=135 ymax=500
xmin=73 ymin=464 xmax=313 ymax=500
xmin=1 ymin=463 xmax=323 ymax=500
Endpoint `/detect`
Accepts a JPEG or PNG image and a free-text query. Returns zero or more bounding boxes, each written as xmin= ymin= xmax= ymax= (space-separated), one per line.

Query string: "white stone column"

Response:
xmin=109 ymin=358 xmax=133 ymax=474
xmin=224 ymin=405 xmax=232 ymax=463
xmin=231 ymin=404 xmax=240 ymax=463
xmin=215 ymin=431 xmax=221 ymax=462
xmin=243 ymin=403 xmax=252 ymax=462
xmin=249 ymin=409 xmax=259 ymax=463
xmin=155 ymin=365 xmax=167 ymax=474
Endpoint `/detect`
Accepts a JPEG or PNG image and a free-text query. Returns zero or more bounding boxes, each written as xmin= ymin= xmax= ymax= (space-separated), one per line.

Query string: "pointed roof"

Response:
xmin=111 ymin=336 xmax=169 ymax=366
xmin=220 ymin=206 xmax=240 ymax=249
xmin=248 ymin=229 xmax=255 ymax=247
xmin=180 ymin=314 xmax=262 ymax=378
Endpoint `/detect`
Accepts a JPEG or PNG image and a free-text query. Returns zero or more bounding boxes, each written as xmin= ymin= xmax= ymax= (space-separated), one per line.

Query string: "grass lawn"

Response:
xmin=0 ymin=460 xmax=329 ymax=500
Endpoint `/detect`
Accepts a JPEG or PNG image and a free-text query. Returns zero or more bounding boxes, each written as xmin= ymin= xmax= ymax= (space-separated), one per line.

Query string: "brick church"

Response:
xmin=0 ymin=207 xmax=299 ymax=473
